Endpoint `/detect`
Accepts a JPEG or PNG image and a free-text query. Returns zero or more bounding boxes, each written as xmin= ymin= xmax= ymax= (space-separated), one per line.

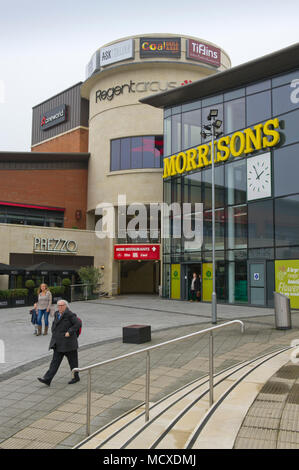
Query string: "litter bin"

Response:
xmin=274 ymin=292 xmax=292 ymax=330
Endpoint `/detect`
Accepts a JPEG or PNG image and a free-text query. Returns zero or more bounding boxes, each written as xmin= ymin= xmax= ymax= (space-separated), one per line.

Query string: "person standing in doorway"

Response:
xmin=34 ymin=283 xmax=52 ymax=336
xmin=37 ymin=299 xmax=81 ymax=386
xmin=190 ymin=272 xmax=200 ymax=302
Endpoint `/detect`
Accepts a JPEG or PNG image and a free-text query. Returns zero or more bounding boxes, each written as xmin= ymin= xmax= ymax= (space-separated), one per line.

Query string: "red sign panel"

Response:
xmin=114 ymin=244 xmax=160 ymax=260
xmin=187 ymin=40 xmax=221 ymax=68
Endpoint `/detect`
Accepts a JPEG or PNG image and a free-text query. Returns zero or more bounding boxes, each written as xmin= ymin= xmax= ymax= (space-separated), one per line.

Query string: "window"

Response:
xmin=0 ymin=205 xmax=64 ymax=227
xmin=246 ymin=91 xmax=271 ymax=126
xmin=275 ymin=195 xmax=299 ymax=246
xmin=224 ymin=98 xmax=245 ymax=134
xmin=274 ymin=143 xmax=299 ymax=197
xmin=227 ymin=205 xmax=247 ymax=250
xmin=273 ymin=83 xmax=299 ymax=116
xmin=246 ymin=80 xmax=271 ymax=95
xmin=182 ymin=109 xmax=201 ymax=150
xmin=272 ymin=70 xmax=299 ymax=88
xmin=110 ymin=136 xmax=163 ymax=171
xmin=248 ymin=200 xmax=274 ymax=248
xmin=225 ymin=159 xmax=247 ymax=206
xmin=171 ymin=114 xmax=181 ymax=154
xmin=202 ymin=166 xmax=224 ymax=210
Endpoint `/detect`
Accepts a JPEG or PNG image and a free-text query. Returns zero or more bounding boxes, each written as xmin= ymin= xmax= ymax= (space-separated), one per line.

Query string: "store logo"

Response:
xmin=181 ymin=80 xmax=192 ymax=86
xmin=140 ymin=37 xmax=181 ymax=58
xmin=290 ymin=79 xmax=299 ymax=104
xmin=40 ymin=105 xmax=67 ymax=130
xmin=95 ymin=80 xmax=177 ymax=102
xmin=187 ymin=40 xmax=221 ymax=68
xmin=34 ymin=237 xmax=78 ymax=253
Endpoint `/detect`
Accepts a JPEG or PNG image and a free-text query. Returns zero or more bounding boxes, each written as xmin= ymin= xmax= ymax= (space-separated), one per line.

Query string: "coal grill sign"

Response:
xmin=34 ymin=237 xmax=78 ymax=254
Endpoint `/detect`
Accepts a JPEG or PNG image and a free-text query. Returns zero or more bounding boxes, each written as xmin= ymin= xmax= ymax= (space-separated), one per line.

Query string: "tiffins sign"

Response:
xmin=140 ymin=37 xmax=181 ymax=58
xmin=40 ymin=105 xmax=67 ymax=131
xmin=187 ymin=40 xmax=221 ymax=68
xmin=100 ymin=39 xmax=134 ymax=67
xmin=163 ymin=118 xmax=281 ymax=179
xmin=114 ymin=244 xmax=160 ymax=260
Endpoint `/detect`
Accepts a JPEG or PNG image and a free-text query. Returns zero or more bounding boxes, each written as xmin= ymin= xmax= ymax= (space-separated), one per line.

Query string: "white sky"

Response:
xmin=0 ymin=0 xmax=298 ymax=152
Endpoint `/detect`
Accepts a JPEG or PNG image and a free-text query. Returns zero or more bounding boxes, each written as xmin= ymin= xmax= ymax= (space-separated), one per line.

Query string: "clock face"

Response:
xmin=247 ymin=153 xmax=271 ymax=201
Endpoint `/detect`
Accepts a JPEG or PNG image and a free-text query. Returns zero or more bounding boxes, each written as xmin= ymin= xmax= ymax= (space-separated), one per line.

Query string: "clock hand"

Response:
xmin=256 ymin=170 xmax=265 ymax=180
xmin=253 ymin=165 xmax=259 ymax=178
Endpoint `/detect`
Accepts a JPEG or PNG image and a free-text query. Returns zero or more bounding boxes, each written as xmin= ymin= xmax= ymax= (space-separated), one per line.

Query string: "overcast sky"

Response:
xmin=0 ymin=0 xmax=298 ymax=152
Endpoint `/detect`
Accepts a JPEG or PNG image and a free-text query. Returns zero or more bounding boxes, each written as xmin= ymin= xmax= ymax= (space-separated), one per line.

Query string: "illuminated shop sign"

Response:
xmin=163 ymin=118 xmax=280 ymax=179
xmin=40 ymin=105 xmax=67 ymax=131
xmin=95 ymin=80 xmax=177 ymax=102
xmin=100 ymin=39 xmax=134 ymax=67
xmin=114 ymin=244 xmax=160 ymax=260
xmin=186 ymin=40 xmax=221 ymax=68
xmin=140 ymin=37 xmax=181 ymax=58
xmin=86 ymin=51 xmax=100 ymax=79
xmin=34 ymin=237 xmax=78 ymax=254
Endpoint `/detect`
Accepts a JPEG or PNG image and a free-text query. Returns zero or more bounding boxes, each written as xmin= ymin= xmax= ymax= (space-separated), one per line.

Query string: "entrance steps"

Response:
xmin=74 ymin=347 xmax=291 ymax=449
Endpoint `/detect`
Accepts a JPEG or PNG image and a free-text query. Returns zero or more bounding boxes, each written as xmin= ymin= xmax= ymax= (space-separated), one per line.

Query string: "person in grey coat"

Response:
xmin=37 ymin=299 xmax=82 ymax=386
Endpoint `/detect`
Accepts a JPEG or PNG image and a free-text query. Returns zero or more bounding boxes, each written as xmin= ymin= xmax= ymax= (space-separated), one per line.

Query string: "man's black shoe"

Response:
xmin=38 ymin=377 xmax=51 ymax=386
xmin=68 ymin=376 xmax=80 ymax=384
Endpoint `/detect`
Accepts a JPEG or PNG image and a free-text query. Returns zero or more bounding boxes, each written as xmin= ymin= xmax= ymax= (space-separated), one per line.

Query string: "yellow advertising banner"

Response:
xmin=275 ymin=260 xmax=299 ymax=309
xmin=171 ymin=264 xmax=181 ymax=300
xmin=202 ymin=263 xmax=213 ymax=302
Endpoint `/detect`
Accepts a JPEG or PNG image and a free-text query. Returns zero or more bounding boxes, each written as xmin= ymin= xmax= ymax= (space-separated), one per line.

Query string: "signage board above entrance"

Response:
xmin=34 ymin=237 xmax=78 ymax=254
xmin=40 ymin=105 xmax=67 ymax=131
xmin=163 ymin=118 xmax=281 ymax=179
xmin=114 ymin=244 xmax=160 ymax=260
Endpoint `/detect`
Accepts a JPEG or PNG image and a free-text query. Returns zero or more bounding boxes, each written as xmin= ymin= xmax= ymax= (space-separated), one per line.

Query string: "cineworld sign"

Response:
xmin=96 ymin=80 xmax=177 ymax=102
xmin=34 ymin=237 xmax=78 ymax=254
xmin=40 ymin=105 xmax=67 ymax=130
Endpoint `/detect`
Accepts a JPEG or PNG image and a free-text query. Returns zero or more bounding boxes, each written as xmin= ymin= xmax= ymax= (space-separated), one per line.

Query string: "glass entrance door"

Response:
xmin=248 ymin=261 xmax=266 ymax=306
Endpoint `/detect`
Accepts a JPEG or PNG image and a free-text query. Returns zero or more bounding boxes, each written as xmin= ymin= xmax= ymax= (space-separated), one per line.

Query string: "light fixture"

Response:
xmin=214 ymin=119 xmax=222 ymax=129
xmin=207 ymin=109 xmax=218 ymax=120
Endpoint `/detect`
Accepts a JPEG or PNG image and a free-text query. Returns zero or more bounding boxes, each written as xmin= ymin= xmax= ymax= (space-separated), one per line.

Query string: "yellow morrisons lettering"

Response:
xmin=163 ymin=118 xmax=280 ymax=178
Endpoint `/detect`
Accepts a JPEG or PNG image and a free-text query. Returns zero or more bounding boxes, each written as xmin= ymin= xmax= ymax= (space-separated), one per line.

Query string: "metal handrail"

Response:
xmin=72 ymin=319 xmax=245 ymax=436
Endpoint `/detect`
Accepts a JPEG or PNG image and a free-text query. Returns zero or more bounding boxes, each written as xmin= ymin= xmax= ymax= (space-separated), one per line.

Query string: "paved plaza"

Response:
xmin=0 ymin=295 xmax=298 ymax=449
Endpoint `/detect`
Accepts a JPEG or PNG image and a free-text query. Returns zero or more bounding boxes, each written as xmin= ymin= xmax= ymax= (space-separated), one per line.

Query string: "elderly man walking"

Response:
xmin=38 ymin=299 xmax=82 ymax=386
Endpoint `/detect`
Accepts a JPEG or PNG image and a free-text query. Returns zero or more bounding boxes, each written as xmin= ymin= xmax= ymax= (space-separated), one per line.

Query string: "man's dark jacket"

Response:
xmin=49 ymin=308 xmax=81 ymax=353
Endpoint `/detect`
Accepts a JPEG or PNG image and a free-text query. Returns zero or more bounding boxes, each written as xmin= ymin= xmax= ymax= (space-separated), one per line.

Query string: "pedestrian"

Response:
xmin=190 ymin=272 xmax=201 ymax=302
xmin=37 ymin=299 xmax=82 ymax=386
xmin=34 ymin=283 xmax=52 ymax=336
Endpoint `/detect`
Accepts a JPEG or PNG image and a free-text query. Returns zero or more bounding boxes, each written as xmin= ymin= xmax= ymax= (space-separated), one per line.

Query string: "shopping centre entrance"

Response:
xmin=119 ymin=261 xmax=160 ymax=295
xmin=181 ymin=263 xmax=202 ymax=301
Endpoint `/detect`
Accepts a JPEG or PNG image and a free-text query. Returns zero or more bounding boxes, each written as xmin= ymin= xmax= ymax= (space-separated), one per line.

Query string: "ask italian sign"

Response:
xmin=114 ymin=244 xmax=160 ymax=260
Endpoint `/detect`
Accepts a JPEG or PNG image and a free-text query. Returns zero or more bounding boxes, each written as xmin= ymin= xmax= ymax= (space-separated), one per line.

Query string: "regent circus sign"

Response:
xmin=163 ymin=118 xmax=280 ymax=178
xmin=96 ymin=80 xmax=177 ymax=102
xmin=114 ymin=244 xmax=160 ymax=260
xmin=40 ymin=105 xmax=67 ymax=131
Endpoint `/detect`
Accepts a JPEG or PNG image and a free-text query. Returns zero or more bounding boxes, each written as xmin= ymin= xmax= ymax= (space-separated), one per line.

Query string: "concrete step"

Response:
xmin=75 ymin=348 xmax=290 ymax=450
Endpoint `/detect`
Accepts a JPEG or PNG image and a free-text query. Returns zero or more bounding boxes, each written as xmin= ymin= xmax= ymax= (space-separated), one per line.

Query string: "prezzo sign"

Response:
xmin=100 ymin=39 xmax=134 ymax=67
xmin=40 ymin=105 xmax=67 ymax=131
xmin=114 ymin=244 xmax=160 ymax=260
xmin=95 ymin=80 xmax=177 ymax=102
xmin=163 ymin=118 xmax=281 ymax=178
xmin=187 ymin=40 xmax=221 ymax=67
xmin=140 ymin=37 xmax=181 ymax=58
xmin=34 ymin=237 xmax=78 ymax=254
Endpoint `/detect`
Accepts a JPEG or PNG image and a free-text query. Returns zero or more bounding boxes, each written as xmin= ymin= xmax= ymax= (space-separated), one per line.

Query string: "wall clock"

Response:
xmin=247 ymin=152 xmax=271 ymax=201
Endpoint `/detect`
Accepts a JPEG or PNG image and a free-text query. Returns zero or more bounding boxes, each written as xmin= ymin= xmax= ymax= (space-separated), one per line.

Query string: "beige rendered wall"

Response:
xmin=0 ymin=224 xmax=110 ymax=292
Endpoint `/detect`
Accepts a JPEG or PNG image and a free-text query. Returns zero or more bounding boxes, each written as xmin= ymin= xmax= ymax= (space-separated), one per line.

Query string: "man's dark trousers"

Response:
xmin=43 ymin=348 xmax=78 ymax=384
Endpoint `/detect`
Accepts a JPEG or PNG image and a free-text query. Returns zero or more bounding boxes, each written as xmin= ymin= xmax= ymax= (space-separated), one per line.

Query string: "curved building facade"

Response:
xmin=81 ymin=34 xmax=231 ymax=294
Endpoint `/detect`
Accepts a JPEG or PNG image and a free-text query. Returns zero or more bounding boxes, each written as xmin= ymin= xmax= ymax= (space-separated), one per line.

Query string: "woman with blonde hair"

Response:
xmin=34 ymin=283 xmax=52 ymax=336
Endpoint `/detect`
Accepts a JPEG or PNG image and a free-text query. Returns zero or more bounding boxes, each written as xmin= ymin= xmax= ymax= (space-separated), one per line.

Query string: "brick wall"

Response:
xmin=0 ymin=169 xmax=88 ymax=229
xmin=31 ymin=128 xmax=89 ymax=153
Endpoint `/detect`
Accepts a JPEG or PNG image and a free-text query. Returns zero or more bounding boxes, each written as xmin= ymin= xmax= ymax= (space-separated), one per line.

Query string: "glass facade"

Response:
xmin=0 ymin=205 xmax=64 ymax=227
xmin=163 ymin=67 xmax=299 ymax=307
xmin=110 ymin=136 xmax=163 ymax=171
